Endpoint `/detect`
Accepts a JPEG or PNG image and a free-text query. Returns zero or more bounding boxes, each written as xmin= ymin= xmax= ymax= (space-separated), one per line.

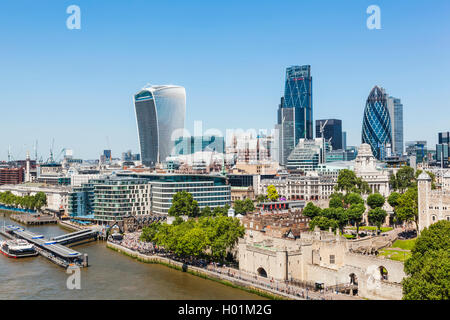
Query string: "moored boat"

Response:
xmin=0 ymin=239 xmax=38 ymax=258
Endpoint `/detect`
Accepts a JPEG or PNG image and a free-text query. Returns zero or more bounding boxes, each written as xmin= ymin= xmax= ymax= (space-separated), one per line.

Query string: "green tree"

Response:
xmin=329 ymin=193 xmax=344 ymax=208
xmin=309 ymin=216 xmax=338 ymax=232
xmin=387 ymin=192 xmax=401 ymax=208
xmin=302 ymin=202 xmax=321 ymax=219
xmin=267 ymin=185 xmax=280 ymax=201
xmin=168 ymin=191 xmax=200 ymax=218
xmin=243 ymin=198 xmax=255 ymax=214
xmin=347 ymin=203 xmax=366 ymax=236
xmin=34 ymin=192 xmax=47 ymax=211
xmin=140 ymin=222 xmax=161 ymax=242
xmin=396 ymin=187 xmax=419 ymax=230
xmin=367 ymin=193 xmax=385 ymax=209
xmin=335 ymin=169 xmax=358 ymax=194
xmin=256 ymin=194 xmax=266 ymax=203
xmin=266 ymin=185 xmax=279 ymax=201
xmin=344 ymin=192 xmax=364 ymax=208
xmin=390 ymin=166 xmax=416 ymax=193
xmin=201 ymin=206 xmax=212 ymax=217
xmin=368 ymin=207 xmax=388 ymax=232
xmin=402 ymin=220 xmax=450 ymax=300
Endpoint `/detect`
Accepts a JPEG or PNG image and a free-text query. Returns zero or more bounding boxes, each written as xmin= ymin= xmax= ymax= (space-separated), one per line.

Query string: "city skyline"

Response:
xmin=1 ymin=1 xmax=449 ymax=160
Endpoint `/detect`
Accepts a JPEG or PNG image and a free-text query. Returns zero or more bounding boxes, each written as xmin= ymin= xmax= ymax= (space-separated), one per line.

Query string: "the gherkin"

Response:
xmin=362 ymin=86 xmax=392 ymax=160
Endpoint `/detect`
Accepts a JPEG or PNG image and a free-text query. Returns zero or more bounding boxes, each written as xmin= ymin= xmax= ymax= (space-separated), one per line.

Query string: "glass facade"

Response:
xmin=134 ymin=85 xmax=186 ymax=167
xmin=406 ymin=141 xmax=427 ymax=163
xmin=387 ymin=97 xmax=404 ymax=156
xmin=117 ymin=173 xmax=231 ymax=216
xmin=315 ymin=119 xmax=342 ymax=150
xmin=173 ymin=135 xmax=225 ymax=155
xmin=362 ymin=86 xmax=392 ymax=160
xmin=277 ymin=65 xmax=313 ymax=165
xmin=286 ymin=138 xmax=325 ymax=172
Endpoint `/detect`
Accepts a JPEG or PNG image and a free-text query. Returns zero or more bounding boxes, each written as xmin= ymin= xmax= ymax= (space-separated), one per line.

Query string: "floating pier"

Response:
xmin=1 ymin=225 xmax=97 ymax=268
xmin=10 ymin=214 xmax=57 ymax=225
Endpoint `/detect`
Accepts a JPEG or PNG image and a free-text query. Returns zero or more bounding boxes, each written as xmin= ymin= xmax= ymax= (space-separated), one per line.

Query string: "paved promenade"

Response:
xmin=108 ymin=240 xmax=361 ymax=301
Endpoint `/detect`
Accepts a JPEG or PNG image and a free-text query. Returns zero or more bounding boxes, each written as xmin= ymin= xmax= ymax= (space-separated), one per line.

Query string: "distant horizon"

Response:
xmin=1 ymin=0 xmax=449 ymax=160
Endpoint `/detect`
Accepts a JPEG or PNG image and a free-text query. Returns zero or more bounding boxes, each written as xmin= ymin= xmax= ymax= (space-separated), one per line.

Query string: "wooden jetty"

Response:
xmin=10 ymin=214 xmax=57 ymax=226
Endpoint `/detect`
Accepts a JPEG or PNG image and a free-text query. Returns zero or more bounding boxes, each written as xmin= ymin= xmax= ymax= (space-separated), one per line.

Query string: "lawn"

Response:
xmin=392 ymin=239 xmax=416 ymax=251
xmin=378 ymin=249 xmax=412 ymax=262
xmin=348 ymin=226 xmax=393 ymax=232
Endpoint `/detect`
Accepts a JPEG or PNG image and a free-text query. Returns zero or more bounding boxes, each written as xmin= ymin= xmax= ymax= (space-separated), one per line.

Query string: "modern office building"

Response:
xmin=174 ymin=135 xmax=225 ymax=156
xmin=362 ymin=86 xmax=392 ymax=160
xmin=387 ymin=97 xmax=404 ymax=156
xmin=436 ymin=132 xmax=450 ymax=168
xmin=315 ymin=119 xmax=342 ymax=150
xmin=91 ymin=176 xmax=152 ymax=224
xmin=277 ymin=65 xmax=313 ymax=165
xmin=117 ymin=173 xmax=231 ymax=215
xmin=439 ymin=132 xmax=450 ymax=145
xmin=67 ymin=183 xmax=95 ymax=217
xmin=342 ymin=131 xmax=347 ymax=150
xmin=406 ymin=141 xmax=427 ymax=164
xmin=286 ymin=138 xmax=326 ymax=172
xmin=134 ymin=85 xmax=186 ymax=167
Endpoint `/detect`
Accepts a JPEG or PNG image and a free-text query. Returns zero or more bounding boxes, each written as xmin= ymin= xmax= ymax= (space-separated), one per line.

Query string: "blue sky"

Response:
xmin=0 ymin=0 xmax=449 ymax=160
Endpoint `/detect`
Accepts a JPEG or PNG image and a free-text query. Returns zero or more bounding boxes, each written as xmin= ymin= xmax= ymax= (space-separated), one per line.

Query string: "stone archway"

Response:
xmin=257 ymin=267 xmax=268 ymax=278
xmin=379 ymin=266 xmax=388 ymax=281
xmin=349 ymin=273 xmax=358 ymax=295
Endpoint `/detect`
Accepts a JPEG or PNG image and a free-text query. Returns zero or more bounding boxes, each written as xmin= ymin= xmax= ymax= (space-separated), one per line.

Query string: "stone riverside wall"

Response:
xmin=106 ymin=242 xmax=299 ymax=300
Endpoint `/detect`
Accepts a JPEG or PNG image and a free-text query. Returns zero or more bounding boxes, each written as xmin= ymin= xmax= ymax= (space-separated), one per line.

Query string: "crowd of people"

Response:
xmin=111 ymin=232 xmax=164 ymax=255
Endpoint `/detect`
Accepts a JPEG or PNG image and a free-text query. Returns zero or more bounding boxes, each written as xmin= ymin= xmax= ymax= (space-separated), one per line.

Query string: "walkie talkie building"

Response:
xmin=362 ymin=86 xmax=392 ymax=160
xmin=134 ymin=85 xmax=186 ymax=167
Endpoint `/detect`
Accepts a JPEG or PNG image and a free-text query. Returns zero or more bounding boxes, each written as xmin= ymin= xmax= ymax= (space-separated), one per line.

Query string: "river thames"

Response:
xmin=0 ymin=214 xmax=264 ymax=300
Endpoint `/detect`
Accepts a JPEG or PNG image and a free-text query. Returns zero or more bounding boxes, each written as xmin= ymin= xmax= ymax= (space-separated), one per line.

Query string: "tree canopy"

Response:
xmin=368 ymin=207 xmax=388 ymax=232
xmin=233 ymin=198 xmax=255 ymax=215
xmin=0 ymin=191 xmax=47 ymax=212
xmin=367 ymin=193 xmax=385 ymax=209
xmin=140 ymin=215 xmax=245 ymax=261
xmin=396 ymin=187 xmax=419 ymax=230
xmin=390 ymin=166 xmax=416 ymax=193
xmin=402 ymin=220 xmax=450 ymax=300
xmin=335 ymin=169 xmax=371 ymax=195
xmin=266 ymin=185 xmax=279 ymax=201
xmin=168 ymin=191 xmax=200 ymax=218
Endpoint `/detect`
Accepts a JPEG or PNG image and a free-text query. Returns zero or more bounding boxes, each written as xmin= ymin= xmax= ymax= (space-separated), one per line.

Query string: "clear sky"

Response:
xmin=0 ymin=0 xmax=449 ymax=160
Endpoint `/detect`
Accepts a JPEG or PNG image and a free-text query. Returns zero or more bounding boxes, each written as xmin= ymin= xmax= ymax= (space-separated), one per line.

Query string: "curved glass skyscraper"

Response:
xmin=134 ymin=85 xmax=186 ymax=167
xmin=362 ymin=86 xmax=392 ymax=160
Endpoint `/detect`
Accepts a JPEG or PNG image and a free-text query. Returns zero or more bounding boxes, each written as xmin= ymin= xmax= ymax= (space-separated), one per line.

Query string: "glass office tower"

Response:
xmin=387 ymin=96 xmax=404 ymax=156
xmin=277 ymin=65 xmax=313 ymax=165
xmin=362 ymin=86 xmax=392 ymax=160
xmin=134 ymin=85 xmax=186 ymax=167
xmin=315 ymin=119 xmax=342 ymax=150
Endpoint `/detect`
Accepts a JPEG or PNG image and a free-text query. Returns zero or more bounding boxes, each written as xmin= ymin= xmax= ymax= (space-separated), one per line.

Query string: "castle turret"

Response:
xmin=417 ymin=172 xmax=432 ymax=232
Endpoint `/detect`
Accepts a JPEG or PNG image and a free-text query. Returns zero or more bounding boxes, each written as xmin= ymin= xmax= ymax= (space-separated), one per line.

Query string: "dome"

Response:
xmin=357 ymin=143 xmax=374 ymax=157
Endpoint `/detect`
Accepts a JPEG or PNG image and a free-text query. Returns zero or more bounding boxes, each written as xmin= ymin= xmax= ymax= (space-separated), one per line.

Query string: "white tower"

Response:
xmin=25 ymin=151 xmax=31 ymax=183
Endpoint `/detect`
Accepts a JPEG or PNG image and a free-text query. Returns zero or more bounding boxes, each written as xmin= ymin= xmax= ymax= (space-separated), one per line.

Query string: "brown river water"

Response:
xmin=0 ymin=214 xmax=264 ymax=300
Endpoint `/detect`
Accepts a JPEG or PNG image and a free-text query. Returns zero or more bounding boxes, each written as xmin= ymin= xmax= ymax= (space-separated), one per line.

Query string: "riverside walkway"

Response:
xmin=108 ymin=240 xmax=361 ymax=300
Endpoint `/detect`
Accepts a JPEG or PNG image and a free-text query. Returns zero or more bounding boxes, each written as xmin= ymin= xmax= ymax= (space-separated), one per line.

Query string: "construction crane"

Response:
xmin=54 ymin=148 xmax=67 ymax=163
